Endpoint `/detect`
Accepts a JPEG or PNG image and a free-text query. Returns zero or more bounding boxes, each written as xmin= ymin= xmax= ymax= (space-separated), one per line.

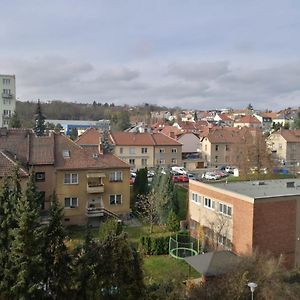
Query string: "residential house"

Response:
xmin=0 ymin=128 xmax=131 ymax=225
xmin=188 ymin=179 xmax=300 ymax=269
xmin=254 ymin=114 xmax=273 ymax=131
xmin=234 ymin=115 xmax=261 ymax=128
xmin=267 ymin=129 xmax=300 ymax=170
xmin=214 ymin=114 xmax=234 ymax=127
xmin=77 ymin=129 xmax=182 ymax=169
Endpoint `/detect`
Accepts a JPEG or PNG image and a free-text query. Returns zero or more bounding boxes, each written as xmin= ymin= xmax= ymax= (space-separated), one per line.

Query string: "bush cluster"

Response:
xmin=139 ymin=235 xmax=172 ymax=255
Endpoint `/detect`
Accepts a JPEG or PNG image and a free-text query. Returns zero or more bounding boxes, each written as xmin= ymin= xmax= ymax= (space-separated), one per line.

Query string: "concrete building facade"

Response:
xmin=0 ymin=74 xmax=16 ymax=127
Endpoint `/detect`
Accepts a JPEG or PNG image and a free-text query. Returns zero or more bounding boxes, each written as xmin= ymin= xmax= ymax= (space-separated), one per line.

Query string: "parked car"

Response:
xmin=178 ymin=175 xmax=189 ymax=182
xmin=203 ymin=172 xmax=221 ymax=180
xmin=171 ymin=166 xmax=187 ymax=175
xmin=172 ymin=175 xmax=180 ymax=183
xmin=187 ymin=173 xmax=196 ymax=180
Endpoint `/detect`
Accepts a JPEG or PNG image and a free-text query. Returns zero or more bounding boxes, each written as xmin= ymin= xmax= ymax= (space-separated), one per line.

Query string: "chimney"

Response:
xmin=98 ymin=137 xmax=103 ymax=154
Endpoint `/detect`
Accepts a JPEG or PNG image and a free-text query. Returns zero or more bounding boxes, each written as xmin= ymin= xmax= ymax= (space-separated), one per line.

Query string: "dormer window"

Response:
xmin=63 ymin=150 xmax=70 ymax=158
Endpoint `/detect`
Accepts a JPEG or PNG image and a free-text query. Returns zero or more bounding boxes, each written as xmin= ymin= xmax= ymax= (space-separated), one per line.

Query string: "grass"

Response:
xmin=143 ymin=255 xmax=200 ymax=284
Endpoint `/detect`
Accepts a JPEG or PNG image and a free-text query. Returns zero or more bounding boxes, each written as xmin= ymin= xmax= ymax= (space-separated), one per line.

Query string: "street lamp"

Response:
xmin=247 ymin=282 xmax=257 ymax=300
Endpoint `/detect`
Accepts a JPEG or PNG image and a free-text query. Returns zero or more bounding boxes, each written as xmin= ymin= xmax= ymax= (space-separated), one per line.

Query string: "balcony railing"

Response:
xmin=86 ymin=207 xmax=119 ymax=219
xmin=86 ymin=183 xmax=104 ymax=193
xmin=2 ymin=93 xmax=13 ymax=98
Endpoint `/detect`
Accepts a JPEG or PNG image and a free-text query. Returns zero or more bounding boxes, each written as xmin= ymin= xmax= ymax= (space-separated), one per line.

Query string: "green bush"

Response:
xmin=139 ymin=235 xmax=171 ymax=255
xmin=167 ymin=211 xmax=180 ymax=232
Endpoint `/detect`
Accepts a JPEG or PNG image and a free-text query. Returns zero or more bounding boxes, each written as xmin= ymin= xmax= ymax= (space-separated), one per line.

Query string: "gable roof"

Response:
xmin=110 ymin=132 xmax=181 ymax=146
xmin=76 ymin=127 xmax=101 ymax=145
xmin=0 ymin=150 xmax=29 ymax=177
xmin=235 ymin=115 xmax=261 ymax=124
xmin=205 ymin=127 xmax=248 ymax=144
xmin=278 ymin=129 xmax=300 ymax=143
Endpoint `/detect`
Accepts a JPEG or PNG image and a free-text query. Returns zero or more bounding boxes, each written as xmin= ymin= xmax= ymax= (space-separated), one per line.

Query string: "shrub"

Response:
xmin=139 ymin=235 xmax=171 ymax=255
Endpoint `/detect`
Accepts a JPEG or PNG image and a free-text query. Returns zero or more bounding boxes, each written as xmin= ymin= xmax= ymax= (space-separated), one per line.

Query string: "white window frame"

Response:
xmin=191 ymin=192 xmax=201 ymax=204
xmin=171 ymin=158 xmax=177 ymax=164
xmin=204 ymin=197 xmax=215 ymax=210
xmin=64 ymin=197 xmax=79 ymax=208
xmin=64 ymin=173 xmax=79 ymax=184
xmin=129 ymin=158 xmax=135 ymax=165
xmin=159 ymin=159 xmax=165 ymax=165
xmin=109 ymin=194 xmax=122 ymax=205
xmin=171 ymin=148 xmax=177 ymax=153
xmin=219 ymin=202 xmax=232 ymax=217
xmin=109 ymin=171 xmax=123 ymax=182
xmin=141 ymin=158 xmax=148 ymax=166
xmin=159 ymin=148 xmax=165 ymax=153
xmin=119 ymin=147 xmax=123 ymax=154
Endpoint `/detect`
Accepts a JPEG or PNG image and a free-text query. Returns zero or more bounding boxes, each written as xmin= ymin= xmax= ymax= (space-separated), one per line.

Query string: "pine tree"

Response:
xmin=34 ymin=100 xmax=46 ymax=136
xmin=9 ymin=112 xmax=22 ymax=128
xmin=69 ymin=127 xmax=78 ymax=141
xmin=43 ymin=192 xmax=71 ymax=299
xmin=10 ymin=171 xmax=46 ymax=299
xmin=0 ymin=168 xmax=22 ymax=296
xmin=133 ymin=168 xmax=148 ymax=198
xmin=101 ymin=130 xmax=114 ymax=153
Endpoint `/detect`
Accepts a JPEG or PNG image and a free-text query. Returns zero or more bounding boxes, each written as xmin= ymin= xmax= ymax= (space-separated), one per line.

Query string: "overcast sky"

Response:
xmin=1 ymin=0 xmax=300 ymax=110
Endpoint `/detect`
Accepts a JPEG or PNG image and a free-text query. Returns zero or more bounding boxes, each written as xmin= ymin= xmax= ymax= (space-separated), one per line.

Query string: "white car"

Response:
xmin=171 ymin=166 xmax=187 ymax=175
xmin=204 ymin=172 xmax=221 ymax=180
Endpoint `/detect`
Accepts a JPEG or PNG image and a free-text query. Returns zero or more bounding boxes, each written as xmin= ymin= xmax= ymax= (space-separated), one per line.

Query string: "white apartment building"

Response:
xmin=0 ymin=74 xmax=16 ymax=127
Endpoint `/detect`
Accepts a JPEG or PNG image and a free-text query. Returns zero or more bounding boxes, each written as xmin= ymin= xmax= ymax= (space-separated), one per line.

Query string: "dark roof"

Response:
xmin=184 ymin=251 xmax=240 ymax=277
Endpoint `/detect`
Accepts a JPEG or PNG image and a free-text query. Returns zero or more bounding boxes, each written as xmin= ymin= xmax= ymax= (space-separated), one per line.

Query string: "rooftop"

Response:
xmin=211 ymin=179 xmax=300 ymax=199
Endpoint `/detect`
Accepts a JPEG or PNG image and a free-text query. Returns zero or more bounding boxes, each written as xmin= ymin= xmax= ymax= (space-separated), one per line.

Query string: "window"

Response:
xmin=109 ymin=171 xmax=123 ymax=182
xmin=215 ymin=145 xmax=219 ymax=151
xmin=119 ymin=147 xmax=123 ymax=154
xmin=172 ymin=148 xmax=177 ymax=153
xmin=204 ymin=197 xmax=215 ymax=209
xmin=159 ymin=148 xmax=165 ymax=153
xmin=219 ymin=202 xmax=232 ymax=217
xmin=129 ymin=147 xmax=135 ymax=154
xmin=64 ymin=197 xmax=79 ymax=208
xmin=3 ymin=78 xmax=10 ymax=85
xmin=64 ymin=173 xmax=78 ymax=184
xmin=35 ymin=172 xmax=45 ymax=182
xmin=141 ymin=147 xmax=148 ymax=154
xmin=3 ymin=110 xmax=11 ymax=117
xmin=63 ymin=150 xmax=70 ymax=158
xmin=129 ymin=159 xmax=135 ymax=165
xmin=191 ymin=192 xmax=201 ymax=204
xmin=2 ymin=89 xmax=11 ymax=95
xmin=109 ymin=194 xmax=122 ymax=205
xmin=141 ymin=158 xmax=147 ymax=166
xmin=218 ymin=234 xmax=231 ymax=249
xmin=215 ymin=156 xmax=218 ymax=163
xmin=171 ymin=158 xmax=177 ymax=164
xmin=3 ymin=99 xmax=11 ymax=105
xmin=159 ymin=159 xmax=165 ymax=165
xmin=225 ymin=145 xmax=229 ymax=151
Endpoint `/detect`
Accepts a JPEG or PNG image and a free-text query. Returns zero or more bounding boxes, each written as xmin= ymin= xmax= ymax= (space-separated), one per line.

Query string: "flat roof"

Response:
xmin=209 ymin=179 xmax=300 ymax=199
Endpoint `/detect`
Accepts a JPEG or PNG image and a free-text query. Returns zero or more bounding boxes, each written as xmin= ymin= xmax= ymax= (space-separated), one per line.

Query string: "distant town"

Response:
xmin=1 ymin=73 xmax=300 ymax=299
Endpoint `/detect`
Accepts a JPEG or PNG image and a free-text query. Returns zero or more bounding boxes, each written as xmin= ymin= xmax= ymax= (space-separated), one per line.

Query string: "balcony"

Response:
xmin=86 ymin=172 xmax=105 ymax=193
xmin=2 ymin=93 xmax=13 ymax=99
xmin=86 ymin=183 xmax=104 ymax=193
xmin=86 ymin=206 xmax=119 ymax=219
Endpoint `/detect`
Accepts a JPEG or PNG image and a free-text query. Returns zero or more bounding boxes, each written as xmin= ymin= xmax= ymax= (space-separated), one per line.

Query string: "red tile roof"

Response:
xmin=278 ymin=129 xmax=300 ymax=143
xmin=110 ymin=132 xmax=181 ymax=146
xmin=76 ymin=128 xmax=102 ymax=145
xmin=235 ymin=115 xmax=261 ymax=124
xmin=0 ymin=151 xmax=29 ymax=177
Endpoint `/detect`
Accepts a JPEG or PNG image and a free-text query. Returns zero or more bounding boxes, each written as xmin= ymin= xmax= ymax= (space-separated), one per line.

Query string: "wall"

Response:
xmin=154 ymin=145 xmax=182 ymax=167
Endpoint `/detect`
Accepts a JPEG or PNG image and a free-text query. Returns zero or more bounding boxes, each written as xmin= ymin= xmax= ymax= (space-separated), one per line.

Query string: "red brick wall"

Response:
xmin=253 ymin=199 xmax=296 ymax=269
xmin=189 ymin=182 xmax=254 ymax=255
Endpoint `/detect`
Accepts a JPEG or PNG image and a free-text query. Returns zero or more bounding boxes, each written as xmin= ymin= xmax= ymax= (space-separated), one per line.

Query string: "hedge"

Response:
xmin=139 ymin=235 xmax=172 ymax=255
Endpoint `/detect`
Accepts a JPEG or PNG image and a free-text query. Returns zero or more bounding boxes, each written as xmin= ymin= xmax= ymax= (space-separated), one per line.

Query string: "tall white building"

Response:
xmin=0 ymin=74 xmax=16 ymax=127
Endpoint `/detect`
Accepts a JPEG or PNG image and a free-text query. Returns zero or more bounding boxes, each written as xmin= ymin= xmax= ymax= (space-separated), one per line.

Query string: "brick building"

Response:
xmin=188 ymin=179 xmax=300 ymax=268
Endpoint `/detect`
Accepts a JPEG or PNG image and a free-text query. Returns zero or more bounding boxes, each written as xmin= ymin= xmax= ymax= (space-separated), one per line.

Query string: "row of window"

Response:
xmin=129 ymin=158 xmax=177 ymax=166
xmin=3 ymin=79 xmax=11 ymax=85
xmin=64 ymin=194 xmax=122 ymax=207
xmin=35 ymin=171 xmax=124 ymax=183
xmin=191 ymin=192 xmax=232 ymax=217
xmin=204 ymin=144 xmax=230 ymax=152
xmin=120 ymin=147 xmax=178 ymax=154
xmin=2 ymin=89 xmax=12 ymax=95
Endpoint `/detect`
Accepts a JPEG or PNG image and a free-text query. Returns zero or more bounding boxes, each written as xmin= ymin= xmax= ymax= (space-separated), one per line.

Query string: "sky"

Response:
xmin=1 ymin=0 xmax=300 ymax=110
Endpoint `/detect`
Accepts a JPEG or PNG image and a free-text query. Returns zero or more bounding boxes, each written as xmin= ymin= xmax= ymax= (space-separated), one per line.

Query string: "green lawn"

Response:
xmin=143 ymin=255 xmax=200 ymax=284
xmin=227 ymin=172 xmax=295 ymax=182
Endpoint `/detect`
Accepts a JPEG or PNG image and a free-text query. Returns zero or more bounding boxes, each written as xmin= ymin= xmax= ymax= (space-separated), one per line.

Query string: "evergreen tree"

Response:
xmin=101 ymin=130 xmax=114 ymax=153
xmin=10 ymin=171 xmax=46 ymax=299
xmin=9 ymin=111 xmax=22 ymax=128
xmin=194 ymin=110 xmax=198 ymax=121
xmin=167 ymin=210 xmax=180 ymax=232
xmin=133 ymin=168 xmax=148 ymax=199
xmin=43 ymin=192 xmax=71 ymax=299
xmin=34 ymin=100 xmax=46 ymax=136
xmin=69 ymin=127 xmax=78 ymax=141
xmin=0 ymin=168 xmax=22 ymax=296
xmin=294 ymin=112 xmax=300 ymax=129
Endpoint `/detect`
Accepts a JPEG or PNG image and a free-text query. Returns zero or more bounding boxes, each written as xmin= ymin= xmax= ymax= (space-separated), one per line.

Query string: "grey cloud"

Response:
xmin=167 ymin=61 xmax=230 ymax=81
xmin=96 ymin=67 xmax=140 ymax=82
